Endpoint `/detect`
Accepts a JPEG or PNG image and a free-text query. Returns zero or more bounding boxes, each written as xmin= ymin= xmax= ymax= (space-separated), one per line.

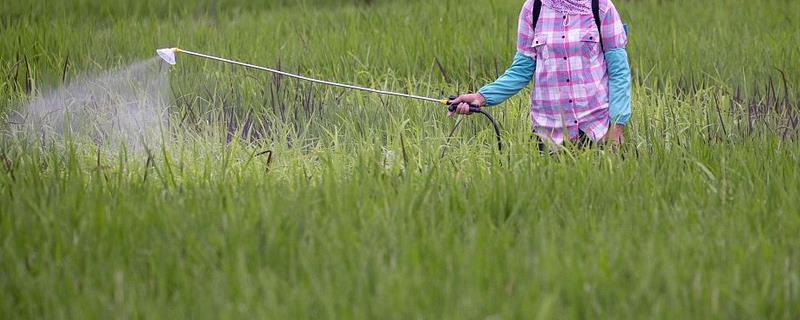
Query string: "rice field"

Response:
xmin=1 ymin=0 xmax=799 ymax=318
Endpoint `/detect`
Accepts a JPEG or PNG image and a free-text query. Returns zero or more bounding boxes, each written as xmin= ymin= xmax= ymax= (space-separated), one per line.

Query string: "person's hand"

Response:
xmin=604 ymin=124 xmax=625 ymax=146
xmin=447 ymin=93 xmax=485 ymax=117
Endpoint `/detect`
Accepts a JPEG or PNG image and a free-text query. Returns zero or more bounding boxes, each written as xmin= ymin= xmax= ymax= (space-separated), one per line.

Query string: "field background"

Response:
xmin=1 ymin=0 xmax=799 ymax=318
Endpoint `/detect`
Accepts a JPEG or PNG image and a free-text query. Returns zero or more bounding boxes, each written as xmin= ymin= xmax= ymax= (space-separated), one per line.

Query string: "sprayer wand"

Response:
xmin=157 ymin=47 xmax=501 ymax=150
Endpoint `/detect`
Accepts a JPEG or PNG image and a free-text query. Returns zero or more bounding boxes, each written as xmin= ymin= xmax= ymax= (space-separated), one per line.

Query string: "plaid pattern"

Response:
xmin=517 ymin=0 xmax=627 ymax=144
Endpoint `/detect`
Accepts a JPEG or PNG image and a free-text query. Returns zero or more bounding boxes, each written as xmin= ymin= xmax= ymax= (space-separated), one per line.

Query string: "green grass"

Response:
xmin=1 ymin=0 xmax=799 ymax=318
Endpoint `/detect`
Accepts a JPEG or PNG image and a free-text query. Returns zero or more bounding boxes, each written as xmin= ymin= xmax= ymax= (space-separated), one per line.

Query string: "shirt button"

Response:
xmin=563 ymin=15 xmax=567 ymax=19
xmin=566 ymin=79 xmax=570 ymax=83
xmin=569 ymin=99 xmax=573 ymax=103
xmin=563 ymin=57 xmax=567 ymax=60
xmin=574 ymin=121 xmax=578 ymax=124
xmin=562 ymin=35 xmax=566 ymax=39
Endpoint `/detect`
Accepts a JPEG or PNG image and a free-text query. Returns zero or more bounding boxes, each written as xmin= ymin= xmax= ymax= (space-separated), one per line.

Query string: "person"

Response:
xmin=449 ymin=0 xmax=631 ymax=148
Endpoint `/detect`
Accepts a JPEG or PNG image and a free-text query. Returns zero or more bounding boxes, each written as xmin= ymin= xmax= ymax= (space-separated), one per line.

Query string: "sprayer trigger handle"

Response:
xmin=446 ymin=104 xmax=482 ymax=113
xmin=446 ymin=96 xmax=481 ymax=113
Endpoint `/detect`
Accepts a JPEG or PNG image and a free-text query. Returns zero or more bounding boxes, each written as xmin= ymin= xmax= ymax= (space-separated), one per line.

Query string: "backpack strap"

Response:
xmin=592 ymin=0 xmax=605 ymax=52
xmin=531 ymin=0 xmax=542 ymax=34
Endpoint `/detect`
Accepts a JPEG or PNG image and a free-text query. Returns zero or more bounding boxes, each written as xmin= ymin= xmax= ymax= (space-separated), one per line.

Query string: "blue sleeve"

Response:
xmin=478 ymin=52 xmax=535 ymax=106
xmin=605 ymin=48 xmax=631 ymax=125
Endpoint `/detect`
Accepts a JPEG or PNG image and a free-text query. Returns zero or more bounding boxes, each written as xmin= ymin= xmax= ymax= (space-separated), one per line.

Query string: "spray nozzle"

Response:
xmin=156 ymin=48 xmax=178 ymax=65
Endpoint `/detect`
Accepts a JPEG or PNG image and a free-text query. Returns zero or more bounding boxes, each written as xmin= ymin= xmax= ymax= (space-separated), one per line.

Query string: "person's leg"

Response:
xmin=530 ymin=134 xmax=546 ymax=154
xmin=576 ymin=130 xmax=594 ymax=150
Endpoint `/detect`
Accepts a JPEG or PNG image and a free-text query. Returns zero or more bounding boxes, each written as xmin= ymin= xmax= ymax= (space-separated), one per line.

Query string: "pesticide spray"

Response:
xmin=12 ymin=57 xmax=171 ymax=151
xmin=8 ymin=48 xmax=500 ymax=154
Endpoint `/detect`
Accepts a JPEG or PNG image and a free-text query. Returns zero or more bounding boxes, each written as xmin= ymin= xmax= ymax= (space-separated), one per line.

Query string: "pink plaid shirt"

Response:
xmin=517 ymin=0 xmax=628 ymax=144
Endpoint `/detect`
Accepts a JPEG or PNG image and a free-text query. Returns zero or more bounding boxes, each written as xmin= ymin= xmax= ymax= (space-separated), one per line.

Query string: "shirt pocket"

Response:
xmin=580 ymin=30 xmax=601 ymax=60
xmin=531 ymin=34 xmax=550 ymax=61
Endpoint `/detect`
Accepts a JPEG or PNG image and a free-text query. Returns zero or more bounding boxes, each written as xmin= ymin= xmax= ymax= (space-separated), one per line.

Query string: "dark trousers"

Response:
xmin=533 ymin=130 xmax=594 ymax=154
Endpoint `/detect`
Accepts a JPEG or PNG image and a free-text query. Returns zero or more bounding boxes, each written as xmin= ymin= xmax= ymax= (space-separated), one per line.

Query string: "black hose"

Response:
xmin=471 ymin=109 xmax=502 ymax=151
xmin=446 ymin=102 xmax=502 ymax=151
